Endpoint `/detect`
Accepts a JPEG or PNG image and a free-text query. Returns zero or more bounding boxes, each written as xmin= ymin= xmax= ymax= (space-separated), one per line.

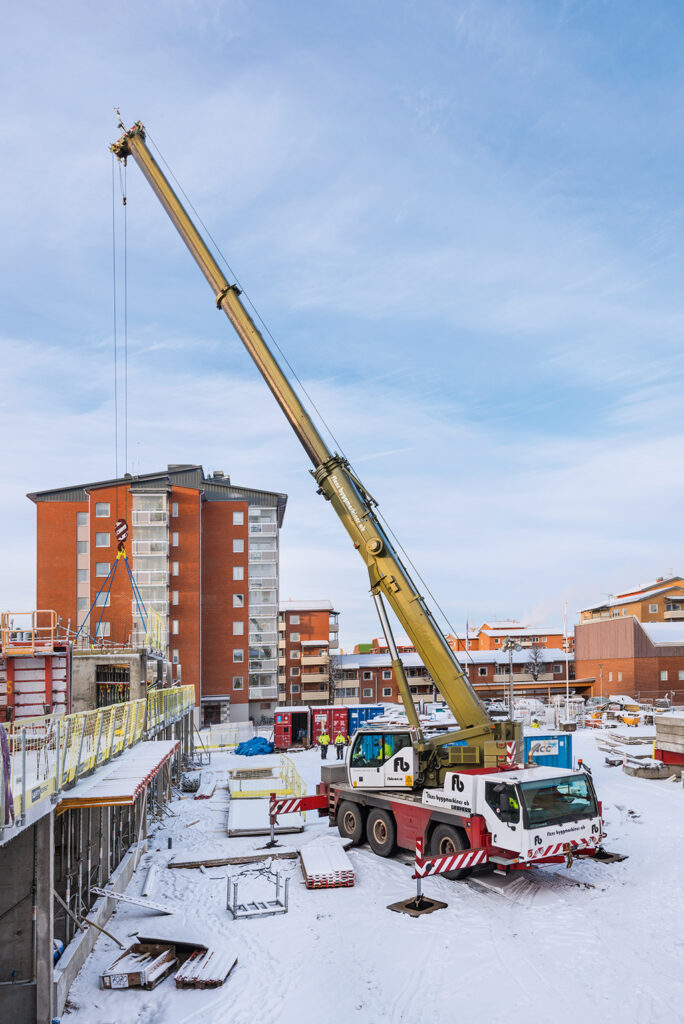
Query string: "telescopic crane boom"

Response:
xmin=110 ymin=120 xmax=519 ymax=780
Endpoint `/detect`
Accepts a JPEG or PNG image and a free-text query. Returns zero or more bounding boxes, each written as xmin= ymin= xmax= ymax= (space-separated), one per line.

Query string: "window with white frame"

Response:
xmin=95 ymin=622 xmax=110 ymax=637
xmin=363 ymin=671 xmax=372 ymax=680
xmin=233 ymin=538 xmax=244 ymax=553
xmin=382 ymin=670 xmax=392 ymax=680
xmin=291 ymin=650 xmax=300 ymax=660
xmin=95 ymin=533 xmax=110 ymax=547
xmin=172 ymin=532 xmax=179 ymax=547
xmin=553 ymin=664 xmax=562 ymax=673
xmin=618 ymin=671 xmax=622 ymax=681
xmin=290 ymin=632 xmax=300 ymax=642
xmin=291 ymin=684 xmax=300 ymax=694
xmin=95 ymin=502 xmax=110 ymax=517
xmin=290 ymin=614 xmax=300 ymax=624
xmin=233 ymin=594 xmax=244 ymax=608
xmin=77 ymin=569 xmax=88 ymax=583
xmin=95 ymin=563 xmax=109 ymax=577
xmin=77 ymin=597 xmax=87 ymax=611
xmin=363 ymin=688 xmax=373 ymax=697
xmin=233 ymin=676 xmax=244 ymax=690
xmin=679 ymin=670 xmax=684 ymax=681
xmin=172 ymin=591 xmax=179 ymax=605
xmin=172 ymin=620 xmax=179 ymax=635
xmin=232 ymin=510 xmax=244 ymax=525
xmin=382 ymin=687 xmax=392 ymax=697
xmin=649 ymin=604 xmax=658 ymax=613
xmin=171 ymin=502 xmax=179 ymax=518
xmin=95 ymin=593 xmax=110 ymax=607
xmin=172 ymin=649 xmax=179 ymax=663
xmin=290 ymin=667 xmax=300 ymax=677
xmin=609 ymin=672 xmax=613 ymax=682
xmin=478 ymin=666 xmax=487 ymax=676
xmin=661 ymin=670 xmax=668 ymax=681
xmin=77 ymin=512 xmax=88 ymax=526
xmin=77 ymin=541 xmax=87 ymax=554
xmin=233 ymin=621 xmax=244 ymax=636
xmin=233 ymin=649 xmax=244 ymax=663
xmin=172 ymin=562 xmax=179 ymax=576
xmin=233 ymin=566 xmax=244 ymax=581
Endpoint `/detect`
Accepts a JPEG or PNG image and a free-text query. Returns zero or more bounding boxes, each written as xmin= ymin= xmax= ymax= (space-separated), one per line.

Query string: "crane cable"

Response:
xmin=144 ymin=132 xmax=471 ymax=658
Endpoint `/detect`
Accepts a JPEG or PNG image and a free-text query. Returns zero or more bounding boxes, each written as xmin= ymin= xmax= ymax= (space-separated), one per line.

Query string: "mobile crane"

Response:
xmin=110 ymin=120 xmax=606 ymax=876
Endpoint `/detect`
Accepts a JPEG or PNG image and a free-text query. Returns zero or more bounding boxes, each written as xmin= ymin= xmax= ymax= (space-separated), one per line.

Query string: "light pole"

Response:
xmin=502 ymin=636 xmax=522 ymax=715
xmin=598 ymin=663 xmax=603 ymax=702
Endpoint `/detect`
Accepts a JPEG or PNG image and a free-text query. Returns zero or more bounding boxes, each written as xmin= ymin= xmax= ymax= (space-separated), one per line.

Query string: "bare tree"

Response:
xmin=525 ymin=644 xmax=545 ymax=681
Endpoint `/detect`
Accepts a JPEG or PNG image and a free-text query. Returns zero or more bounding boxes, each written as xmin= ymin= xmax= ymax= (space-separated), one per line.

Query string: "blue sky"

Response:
xmin=2 ymin=1 xmax=684 ymax=648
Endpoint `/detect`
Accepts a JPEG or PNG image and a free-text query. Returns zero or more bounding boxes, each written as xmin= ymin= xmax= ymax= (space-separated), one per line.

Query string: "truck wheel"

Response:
xmin=337 ymin=801 xmax=365 ymax=846
xmin=367 ymin=809 xmax=397 ymax=857
xmin=429 ymin=824 xmax=471 ymax=879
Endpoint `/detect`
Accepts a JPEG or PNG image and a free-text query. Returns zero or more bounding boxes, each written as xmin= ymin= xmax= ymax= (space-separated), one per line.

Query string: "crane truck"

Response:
xmin=110 ymin=119 xmax=606 ymax=878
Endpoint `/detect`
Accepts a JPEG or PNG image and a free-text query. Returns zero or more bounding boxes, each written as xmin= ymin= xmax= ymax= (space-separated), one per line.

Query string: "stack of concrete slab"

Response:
xmin=300 ymin=837 xmax=355 ymax=889
xmin=655 ymin=713 xmax=684 ymax=770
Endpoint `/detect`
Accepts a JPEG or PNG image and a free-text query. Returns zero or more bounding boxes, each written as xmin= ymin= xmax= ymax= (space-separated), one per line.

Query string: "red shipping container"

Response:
xmin=311 ymin=706 xmax=349 ymax=745
xmin=273 ymin=707 xmax=311 ymax=751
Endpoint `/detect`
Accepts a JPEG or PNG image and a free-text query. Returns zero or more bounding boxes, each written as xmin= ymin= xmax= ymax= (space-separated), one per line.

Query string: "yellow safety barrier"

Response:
xmin=230 ymin=754 xmax=306 ymax=805
xmin=1 ymin=686 xmax=195 ymax=828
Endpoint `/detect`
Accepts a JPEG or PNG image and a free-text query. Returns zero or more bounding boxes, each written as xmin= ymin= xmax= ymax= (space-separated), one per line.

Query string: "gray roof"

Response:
xmin=334 ymin=649 xmax=572 ymax=669
xmin=27 ymin=464 xmax=287 ymax=527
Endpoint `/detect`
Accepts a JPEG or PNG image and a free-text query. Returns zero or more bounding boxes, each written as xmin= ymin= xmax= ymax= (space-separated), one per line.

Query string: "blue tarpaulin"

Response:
xmin=235 ymin=736 xmax=274 ymax=756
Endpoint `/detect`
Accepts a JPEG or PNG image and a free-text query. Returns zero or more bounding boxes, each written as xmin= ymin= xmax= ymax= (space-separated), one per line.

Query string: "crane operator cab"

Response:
xmin=348 ymin=729 xmax=417 ymax=789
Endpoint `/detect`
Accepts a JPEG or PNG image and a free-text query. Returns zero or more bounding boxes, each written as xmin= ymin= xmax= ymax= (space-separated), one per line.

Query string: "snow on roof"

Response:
xmin=640 ymin=622 xmax=684 ymax=646
xmin=480 ymin=620 xmax=525 ymax=630
xmin=581 ymin=583 xmax=684 ymax=612
xmin=279 ymin=600 xmax=336 ymax=612
xmin=333 ymin=648 xmax=572 ymax=668
xmin=482 ymin=627 xmax=563 ymax=637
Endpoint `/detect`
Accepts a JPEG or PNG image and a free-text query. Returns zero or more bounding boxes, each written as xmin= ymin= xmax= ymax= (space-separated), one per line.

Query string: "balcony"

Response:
xmin=132 ymin=540 xmax=169 ymax=557
xmin=278 ymin=620 xmax=286 ymax=632
xmin=248 ymin=524 xmax=277 ymax=536
xmin=133 ymin=570 xmax=168 ymax=586
xmin=132 ymin=510 xmax=169 ymax=526
xmin=278 ymin=638 xmax=286 ymax=650
xmin=300 ymin=688 xmax=329 ymax=700
xmin=300 ymin=671 xmax=329 ymax=684
xmin=249 ymin=684 xmax=279 ymax=700
xmin=278 ymin=657 xmax=286 ymax=667
xmin=664 ymin=608 xmax=684 ymax=620
xmin=301 ymin=654 xmax=329 ymax=666
xmin=492 ymin=672 xmax=554 ymax=683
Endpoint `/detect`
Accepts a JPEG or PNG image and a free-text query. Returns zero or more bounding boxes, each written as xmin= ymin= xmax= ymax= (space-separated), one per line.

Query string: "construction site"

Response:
xmin=4 ymin=6 xmax=684 ymax=1023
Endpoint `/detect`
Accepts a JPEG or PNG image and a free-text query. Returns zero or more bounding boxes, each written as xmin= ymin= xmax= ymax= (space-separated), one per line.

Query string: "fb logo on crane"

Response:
xmin=450 ymin=775 xmax=465 ymax=793
xmin=393 ymin=756 xmax=410 ymax=773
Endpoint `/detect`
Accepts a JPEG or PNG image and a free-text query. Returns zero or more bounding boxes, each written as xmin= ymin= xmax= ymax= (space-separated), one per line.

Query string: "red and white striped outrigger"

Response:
xmin=525 ymin=836 xmax=596 ymax=861
xmin=412 ymin=835 xmax=488 ymax=879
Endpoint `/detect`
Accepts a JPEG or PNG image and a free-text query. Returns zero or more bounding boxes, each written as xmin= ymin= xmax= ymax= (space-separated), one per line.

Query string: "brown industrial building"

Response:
xmin=574 ymin=617 xmax=684 ymax=702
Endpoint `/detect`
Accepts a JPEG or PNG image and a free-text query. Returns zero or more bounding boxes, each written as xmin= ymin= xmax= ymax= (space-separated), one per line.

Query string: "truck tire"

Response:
xmin=429 ymin=824 xmax=471 ymax=880
xmin=366 ymin=809 xmax=397 ymax=857
xmin=337 ymin=801 xmax=365 ymax=846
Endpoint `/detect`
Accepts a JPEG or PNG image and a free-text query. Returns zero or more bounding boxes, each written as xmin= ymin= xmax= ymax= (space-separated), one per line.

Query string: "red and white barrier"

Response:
xmin=506 ymin=741 xmax=517 ymax=767
xmin=413 ymin=835 xmax=488 ymax=879
xmin=269 ymin=793 xmax=328 ymax=819
xmin=525 ymin=836 xmax=595 ymax=861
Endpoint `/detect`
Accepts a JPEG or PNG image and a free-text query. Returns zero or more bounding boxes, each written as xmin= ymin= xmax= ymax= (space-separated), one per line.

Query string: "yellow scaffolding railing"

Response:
xmin=229 ymin=753 xmax=306 ymax=804
xmin=0 ymin=686 xmax=195 ymax=830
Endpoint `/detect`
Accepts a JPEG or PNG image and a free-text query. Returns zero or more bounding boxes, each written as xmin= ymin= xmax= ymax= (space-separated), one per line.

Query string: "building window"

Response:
xmin=553 ymin=664 xmax=562 ymax=673
xmin=291 ymin=684 xmax=300 ymax=694
xmin=233 ymin=594 xmax=244 ymax=608
xmin=363 ymin=687 xmax=373 ymax=698
xmin=608 ymin=672 xmax=613 ymax=682
xmin=478 ymin=666 xmax=487 ymax=677
xmin=172 ymin=620 xmax=179 ymax=635
xmin=77 ymin=597 xmax=87 ymax=611
xmin=172 ymin=532 xmax=179 ymax=547
xmin=172 ymin=562 xmax=179 ymax=576
xmin=171 ymin=502 xmax=179 ymax=518
xmin=661 ymin=670 xmax=668 ymax=681
xmin=290 ymin=614 xmax=300 ymax=625
xmin=233 ymin=538 xmax=244 ymax=553
xmin=541 ymin=636 xmax=547 ymax=642
xmin=172 ymin=649 xmax=179 ymax=663
xmin=363 ymin=671 xmax=372 ymax=680
xmin=95 ymin=563 xmax=109 ymax=577
xmin=233 ymin=567 xmax=244 ymax=581
xmin=290 ymin=667 xmax=300 ymax=677
xmin=382 ymin=687 xmax=392 ymax=697
xmin=95 ymin=622 xmax=110 ymax=637
xmin=95 ymin=502 xmax=110 ymax=518
xmin=77 ymin=512 xmax=88 ymax=526
xmin=233 ymin=676 xmax=244 ymax=690
xmin=233 ymin=649 xmax=244 ymax=663
xmin=622 ymin=608 xmax=626 ymax=616
xmin=291 ymin=650 xmax=300 ymax=660
xmin=95 ymin=533 xmax=110 ymax=547
xmin=233 ymin=622 xmax=244 ymax=636
xmin=77 ymin=541 xmax=88 ymax=554
xmin=649 ymin=604 xmax=658 ymax=613
xmin=95 ymin=593 xmax=110 ymax=607
xmin=618 ymin=672 xmax=622 ymax=682
xmin=679 ymin=670 xmax=684 ymax=681
xmin=233 ymin=511 xmax=244 ymax=526
xmin=382 ymin=671 xmax=392 ymax=680
xmin=77 ymin=568 xmax=88 ymax=583
xmin=290 ymin=632 xmax=300 ymax=642
xmin=612 ymin=609 xmax=620 ymax=618
xmin=172 ymin=591 xmax=179 ymax=605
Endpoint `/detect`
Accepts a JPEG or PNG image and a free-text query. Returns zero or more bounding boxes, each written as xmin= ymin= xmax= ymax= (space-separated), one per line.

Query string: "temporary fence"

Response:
xmin=230 ymin=755 xmax=306 ymax=804
xmin=1 ymin=685 xmax=195 ymax=833
xmin=201 ymin=722 xmax=256 ymax=750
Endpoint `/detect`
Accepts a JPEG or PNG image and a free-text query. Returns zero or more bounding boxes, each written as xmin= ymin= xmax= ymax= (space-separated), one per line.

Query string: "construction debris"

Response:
xmin=226 ymin=869 xmax=290 ymax=918
xmin=90 ymin=886 xmax=174 ymax=915
xmin=231 ymin=766 xmax=275 ymax=780
xmin=300 ymin=837 xmax=355 ymax=889
xmin=100 ymin=943 xmax=178 ymax=990
xmin=174 ymin=947 xmax=238 ymax=988
xmin=181 ymin=772 xmax=201 ymax=793
xmin=194 ymin=772 xmax=217 ymax=800
xmin=168 ymin=850 xmax=298 ymax=869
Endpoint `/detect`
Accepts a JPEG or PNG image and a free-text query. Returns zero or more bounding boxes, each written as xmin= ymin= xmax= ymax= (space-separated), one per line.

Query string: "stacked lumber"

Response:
xmin=300 ymin=837 xmax=355 ymax=890
xmin=174 ymin=948 xmax=238 ymax=988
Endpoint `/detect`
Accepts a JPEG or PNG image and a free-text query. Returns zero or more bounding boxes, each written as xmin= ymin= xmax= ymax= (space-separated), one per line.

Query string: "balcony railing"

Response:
xmin=132 ymin=540 xmax=169 ymax=557
xmin=248 ymin=524 xmax=277 ymax=536
xmin=132 ymin=510 xmax=169 ymax=526
xmin=300 ymin=671 xmax=329 ymax=684
xmin=664 ymin=609 xmax=684 ymax=620
xmin=133 ymin=570 xmax=168 ymax=586
xmin=298 ymin=688 xmax=329 ymax=700
xmin=249 ymin=684 xmax=279 ymax=700
xmin=301 ymin=654 xmax=329 ymax=666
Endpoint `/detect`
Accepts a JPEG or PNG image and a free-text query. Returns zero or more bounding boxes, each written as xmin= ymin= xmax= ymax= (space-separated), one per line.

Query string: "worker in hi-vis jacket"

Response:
xmin=334 ymin=732 xmax=347 ymax=760
xmin=318 ymin=732 xmax=331 ymax=759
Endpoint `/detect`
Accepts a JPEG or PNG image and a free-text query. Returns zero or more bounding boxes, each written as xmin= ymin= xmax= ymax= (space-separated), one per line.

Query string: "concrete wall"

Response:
xmin=71 ymin=652 xmax=147 ymax=712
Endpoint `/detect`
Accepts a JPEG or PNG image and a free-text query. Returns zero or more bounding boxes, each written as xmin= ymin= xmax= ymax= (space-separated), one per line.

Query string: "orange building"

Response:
xmin=579 ymin=576 xmax=684 ymax=623
xmin=446 ymin=621 xmax=573 ymax=653
xmin=29 ymin=464 xmax=286 ymax=724
xmin=278 ymin=601 xmax=339 ymax=705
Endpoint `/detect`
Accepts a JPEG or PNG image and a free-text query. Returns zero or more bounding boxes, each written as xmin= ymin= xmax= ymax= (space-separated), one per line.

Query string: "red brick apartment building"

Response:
xmin=278 ymin=600 xmax=339 ymax=705
xmin=333 ymin=647 xmax=580 ymax=705
xmin=574 ymin=618 xmax=684 ymax=702
xmin=29 ymin=465 xmax=286 ymax=724
xmin=579 ymin=575 xmax=684 ymax=624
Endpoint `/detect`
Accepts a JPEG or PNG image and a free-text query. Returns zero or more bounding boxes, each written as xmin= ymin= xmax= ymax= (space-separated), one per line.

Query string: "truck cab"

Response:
xmin=348 ymin=728 xmax=417 ymax=790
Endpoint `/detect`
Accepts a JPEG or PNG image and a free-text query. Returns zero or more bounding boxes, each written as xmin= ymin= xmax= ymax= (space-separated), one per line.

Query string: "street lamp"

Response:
xmin=598 ymin=663 xmax=603 ymax=702
xmin=502 ymin=636 xmax=522 ymax=715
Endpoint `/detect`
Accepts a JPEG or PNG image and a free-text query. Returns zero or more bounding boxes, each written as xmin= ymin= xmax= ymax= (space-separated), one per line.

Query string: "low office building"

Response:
xmin=574 ymin=617 xmax=684 ymax=702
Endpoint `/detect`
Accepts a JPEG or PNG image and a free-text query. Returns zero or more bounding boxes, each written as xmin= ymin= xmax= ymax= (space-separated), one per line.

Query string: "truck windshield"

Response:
xmin=519 ymin=775 xmax=597 ymax=828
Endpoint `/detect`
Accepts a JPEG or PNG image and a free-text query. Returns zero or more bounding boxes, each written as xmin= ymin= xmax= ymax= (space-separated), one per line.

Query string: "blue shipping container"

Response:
xmin=523 ymin=733 xmax=573 ymax=769
xmin=348 ymin=705 xmax=384 ymax=733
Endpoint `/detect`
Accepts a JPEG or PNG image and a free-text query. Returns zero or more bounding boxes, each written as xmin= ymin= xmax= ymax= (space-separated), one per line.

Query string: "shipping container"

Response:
xmin=347 ymin=705 xmax=384 ymax=734
xmin=523 ymin=733 xmax=573 ymax=769
xmin=273 ymin=707 xmax=311 ymax=750
xmin=311 ymin=706 xmax=349 ymax=744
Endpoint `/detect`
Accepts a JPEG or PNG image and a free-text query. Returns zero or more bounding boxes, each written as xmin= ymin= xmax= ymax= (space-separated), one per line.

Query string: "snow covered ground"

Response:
xmin=62 ymin=729 xmax=684 ymax=1024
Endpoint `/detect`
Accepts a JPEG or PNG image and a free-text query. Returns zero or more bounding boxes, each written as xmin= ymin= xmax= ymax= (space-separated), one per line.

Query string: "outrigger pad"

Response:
xmin=593 ymin=849 xmax=629 ymax=864
xmin=387 ymin=896 xmax=448 ymax=917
